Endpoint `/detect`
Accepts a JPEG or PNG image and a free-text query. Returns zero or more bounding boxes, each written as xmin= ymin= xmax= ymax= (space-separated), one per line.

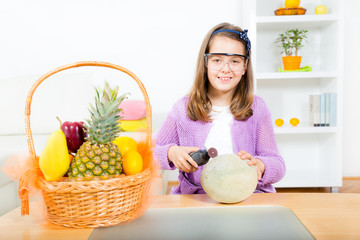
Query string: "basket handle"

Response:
xmin=25 ymin=61 xmax=153 ymax=158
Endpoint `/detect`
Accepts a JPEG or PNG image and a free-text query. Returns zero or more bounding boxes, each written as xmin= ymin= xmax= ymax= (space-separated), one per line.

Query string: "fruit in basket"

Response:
xmin=68 ymin=82 xmax=128 ymax=181
xmin=61 ymin=120 xmax=87 ymax=153
xmin=122 ymin=150 xmax=143 ymax=175
xmin=113 ymin=136 xmax=138 ymax=156
xmin=39 ymin=119 xmax=71 ymax=181
xmin=285 ymin=0 xmax=300 ymax=8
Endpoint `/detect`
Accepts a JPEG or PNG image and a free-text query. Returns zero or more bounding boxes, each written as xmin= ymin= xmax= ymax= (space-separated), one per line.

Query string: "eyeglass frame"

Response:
xmin=204 ymin=53 xmax=249 ymax=71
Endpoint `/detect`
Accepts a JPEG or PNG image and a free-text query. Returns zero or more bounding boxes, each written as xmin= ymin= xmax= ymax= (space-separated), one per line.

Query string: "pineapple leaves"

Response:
xmin=85 ymin=81 xmax=129 ymax=143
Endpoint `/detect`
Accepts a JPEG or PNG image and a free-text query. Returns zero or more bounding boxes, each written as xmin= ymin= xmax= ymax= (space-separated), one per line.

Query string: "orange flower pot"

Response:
xmin=282 ymin=56 xmax=302 ymax=70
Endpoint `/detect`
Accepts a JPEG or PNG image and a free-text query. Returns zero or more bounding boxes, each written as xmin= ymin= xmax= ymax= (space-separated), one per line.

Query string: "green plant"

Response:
xmin=275 ymin=28 xmax=308 ymax=56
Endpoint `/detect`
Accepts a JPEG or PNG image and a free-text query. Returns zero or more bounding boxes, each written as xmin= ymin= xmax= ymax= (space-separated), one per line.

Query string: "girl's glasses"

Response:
xmin=205 ymin=53 xmax=248 ymax=72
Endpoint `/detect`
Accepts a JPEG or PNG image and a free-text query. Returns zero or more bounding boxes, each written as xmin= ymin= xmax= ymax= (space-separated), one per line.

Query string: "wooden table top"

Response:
xmin=1 ymin=193 xmax=359 ymax=240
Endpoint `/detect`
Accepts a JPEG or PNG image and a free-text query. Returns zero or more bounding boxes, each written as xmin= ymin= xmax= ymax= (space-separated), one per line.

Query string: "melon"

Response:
xmin=201 ymin=154 xmax=258 ymax=203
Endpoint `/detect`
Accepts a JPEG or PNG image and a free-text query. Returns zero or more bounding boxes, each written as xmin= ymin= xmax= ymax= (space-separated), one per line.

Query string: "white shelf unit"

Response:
xmin=251 ymin=0 xmax=344 ymax=188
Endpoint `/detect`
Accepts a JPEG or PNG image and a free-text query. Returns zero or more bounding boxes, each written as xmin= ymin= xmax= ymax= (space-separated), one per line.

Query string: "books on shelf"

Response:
xmin=309 ymin=93 xmax=337 ymax=127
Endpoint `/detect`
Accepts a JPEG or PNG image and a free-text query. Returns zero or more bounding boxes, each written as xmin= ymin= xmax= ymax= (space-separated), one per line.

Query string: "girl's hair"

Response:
xmin=187 ymin=22 xmax=254 ymax=122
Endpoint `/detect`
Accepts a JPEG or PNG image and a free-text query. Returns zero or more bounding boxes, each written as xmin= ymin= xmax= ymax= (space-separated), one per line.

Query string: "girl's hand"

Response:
xmin=168 ymin=146 xmax=201 ymax=173
xmin=237 ymin=150 xmax=265 ymax=180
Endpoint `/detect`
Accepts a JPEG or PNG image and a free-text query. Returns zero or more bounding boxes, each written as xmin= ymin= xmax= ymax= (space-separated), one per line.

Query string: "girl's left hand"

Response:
xmin=237 ymin=150 xmax=265 ymax=181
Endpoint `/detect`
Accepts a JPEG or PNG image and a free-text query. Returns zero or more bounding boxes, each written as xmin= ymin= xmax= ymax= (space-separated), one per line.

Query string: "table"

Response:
xmin=1 ymin=193 xmax=359 ymax=240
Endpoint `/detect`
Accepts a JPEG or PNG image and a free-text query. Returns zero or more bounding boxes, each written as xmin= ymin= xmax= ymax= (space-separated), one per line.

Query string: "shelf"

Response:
xmin=256 ymin=14 xmax=338 ymax=30
xmin=274 ymin=127 xmax=337 ymax=134
xmin=256 ymin=71 xmax=337 ymax=80
xmin=256 ymin=14 xmax=338 ymax=23
xmin=253 ymin=0 xmax=343 ymax=189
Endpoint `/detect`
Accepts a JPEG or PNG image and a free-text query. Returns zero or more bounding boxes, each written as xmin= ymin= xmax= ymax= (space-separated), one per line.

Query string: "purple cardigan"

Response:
xmin=154 ymin=96 xmax=285 ymax=194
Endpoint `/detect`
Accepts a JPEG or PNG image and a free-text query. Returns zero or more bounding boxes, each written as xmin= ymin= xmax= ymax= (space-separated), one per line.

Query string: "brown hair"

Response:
xmin=187 ymin=22 xmax=254 ymax=122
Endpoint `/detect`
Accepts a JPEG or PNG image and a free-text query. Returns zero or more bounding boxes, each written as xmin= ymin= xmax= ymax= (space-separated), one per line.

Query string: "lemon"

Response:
xmin=113 ymin=136 xmax=138 ymax=156
xmin=315 ymin=5 xmax=327 ymax=14
xmin=122 ymin=150 xmax=143 ymax=175
xmin=285 ymin=0 xmax=300 ymax=8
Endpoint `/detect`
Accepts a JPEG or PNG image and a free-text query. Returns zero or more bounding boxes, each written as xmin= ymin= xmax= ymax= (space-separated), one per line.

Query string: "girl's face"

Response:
xmin=206 ymin=36 xmax=247 ymax=102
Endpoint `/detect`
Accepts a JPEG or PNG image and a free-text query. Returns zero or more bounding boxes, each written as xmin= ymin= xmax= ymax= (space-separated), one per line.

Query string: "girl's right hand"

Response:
xmin=168 ymin=146 xmax=200 ymax=173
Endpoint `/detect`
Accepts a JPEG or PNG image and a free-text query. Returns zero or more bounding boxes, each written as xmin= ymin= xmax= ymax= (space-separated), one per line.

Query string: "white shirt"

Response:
xmin=204 ymin=105 xmax=234 ymax=155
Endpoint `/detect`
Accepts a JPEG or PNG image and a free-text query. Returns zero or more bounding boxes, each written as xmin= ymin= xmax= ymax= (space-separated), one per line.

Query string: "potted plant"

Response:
xmin=276 ymin=28 xmax=308 ymax=70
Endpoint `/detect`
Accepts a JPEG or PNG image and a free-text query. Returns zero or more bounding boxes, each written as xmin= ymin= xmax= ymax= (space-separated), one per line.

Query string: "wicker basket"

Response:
xmin=24 ymin=61 xmax=153 ymax=228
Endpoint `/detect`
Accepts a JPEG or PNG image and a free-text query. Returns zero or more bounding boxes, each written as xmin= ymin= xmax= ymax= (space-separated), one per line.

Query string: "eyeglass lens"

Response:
xmin=207 ymin=54 xmax=246 ymax=72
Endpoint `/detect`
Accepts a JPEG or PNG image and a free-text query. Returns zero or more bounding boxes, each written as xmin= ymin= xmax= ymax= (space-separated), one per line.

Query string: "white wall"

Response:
xmin=343 ymin=0 xmax=360 ymax=176
xmin=0 ymin=0 xmax=359 ymax=177
xmin=0 ymin=0 xmax=244 ymax=133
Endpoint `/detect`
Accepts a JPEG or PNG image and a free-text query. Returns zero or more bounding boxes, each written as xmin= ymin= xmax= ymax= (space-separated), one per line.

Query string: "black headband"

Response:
xmin=211 ymin=29 xmax=251 ymax=52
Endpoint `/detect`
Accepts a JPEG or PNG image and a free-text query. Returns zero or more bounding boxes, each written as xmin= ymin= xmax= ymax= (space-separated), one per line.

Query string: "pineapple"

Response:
xmin=68 ymin=82 xmax=128 ymax=181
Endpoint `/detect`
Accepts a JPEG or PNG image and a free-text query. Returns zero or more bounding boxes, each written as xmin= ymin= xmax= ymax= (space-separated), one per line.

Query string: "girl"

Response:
xmin=154 ymin=22 xmax=285 ymax=194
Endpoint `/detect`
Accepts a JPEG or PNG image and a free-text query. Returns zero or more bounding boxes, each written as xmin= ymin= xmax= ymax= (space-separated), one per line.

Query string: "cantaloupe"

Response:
xmin=201 ymin=154 xmax=258 ymax=203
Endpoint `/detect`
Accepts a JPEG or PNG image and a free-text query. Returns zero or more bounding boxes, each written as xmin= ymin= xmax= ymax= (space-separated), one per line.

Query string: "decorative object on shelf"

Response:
xmin=309 ymin=93 xmax=337 ymax=127
xmin=274 ymin=7 xmax=306 ymax=16
xmin=315 ymin=5 xmax=328 ymax=15
xmin=275 ymin=118 xmax=284 ymax=127
xmin=275 ymin=28 xmax=308 ymax=70
xmin=285 ymin=0 xmax=300 ymax=8
xmin=274 ymin=0 xmax=306 ymax=15
xmin=278 ymin=65 xmax=312 ymax=72
xmin=290 ymin=118 xmax=300 ymax=127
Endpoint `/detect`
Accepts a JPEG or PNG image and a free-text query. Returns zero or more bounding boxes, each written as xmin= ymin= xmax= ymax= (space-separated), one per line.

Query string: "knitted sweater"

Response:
xmin=154 ymin=96 xmax=285 ymax=194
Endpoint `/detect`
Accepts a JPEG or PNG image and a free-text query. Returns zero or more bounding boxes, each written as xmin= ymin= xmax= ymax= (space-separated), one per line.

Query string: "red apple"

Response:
xmin=61 ymin=121 xmax=87 ymax=153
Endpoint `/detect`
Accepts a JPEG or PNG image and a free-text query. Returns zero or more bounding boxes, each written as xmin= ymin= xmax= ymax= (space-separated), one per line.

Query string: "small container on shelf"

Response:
xmin=274 ymin=8 xmax=306 ymax=16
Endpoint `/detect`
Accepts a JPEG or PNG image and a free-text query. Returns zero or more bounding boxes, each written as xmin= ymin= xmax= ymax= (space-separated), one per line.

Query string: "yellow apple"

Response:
xmin=315 ymin=5 xmax=328 ymax=15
